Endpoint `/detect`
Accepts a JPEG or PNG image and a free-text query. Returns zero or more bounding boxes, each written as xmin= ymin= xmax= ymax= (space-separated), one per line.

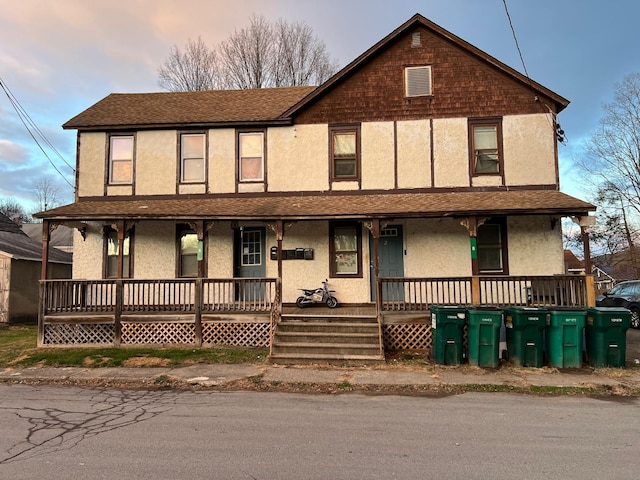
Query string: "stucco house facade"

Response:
xmin=36 ymin=14 xmax=594 ymax=361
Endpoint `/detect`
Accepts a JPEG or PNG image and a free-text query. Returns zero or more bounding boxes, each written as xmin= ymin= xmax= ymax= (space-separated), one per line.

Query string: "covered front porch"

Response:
xmin=38 ymin=275 xmax=593 ymax=356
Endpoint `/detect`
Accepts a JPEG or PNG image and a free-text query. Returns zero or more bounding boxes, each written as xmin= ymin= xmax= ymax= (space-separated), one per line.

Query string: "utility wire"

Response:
xmin=501 ymin=0 xmax=530 ymax=82
xmin=0 ymin=76 xmax=75 ymax=189
xmin=501 ymin=0 xmax=564 ymax=142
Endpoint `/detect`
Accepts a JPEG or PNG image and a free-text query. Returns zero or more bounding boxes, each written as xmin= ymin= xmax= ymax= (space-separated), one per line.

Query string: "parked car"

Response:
xmin=596 ymin=280 xmax=640 ymax=328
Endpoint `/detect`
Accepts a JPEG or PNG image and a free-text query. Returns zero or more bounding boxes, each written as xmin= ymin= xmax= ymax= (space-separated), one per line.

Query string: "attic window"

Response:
xmin=411 ymin=32 xmax=421 ymax=47
xmin=405 ymin=66 xmax=432 ymax=97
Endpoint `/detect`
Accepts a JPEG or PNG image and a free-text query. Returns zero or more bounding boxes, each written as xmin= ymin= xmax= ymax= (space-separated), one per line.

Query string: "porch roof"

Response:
xmin=36 ymin=190 xmax=594 ymax=221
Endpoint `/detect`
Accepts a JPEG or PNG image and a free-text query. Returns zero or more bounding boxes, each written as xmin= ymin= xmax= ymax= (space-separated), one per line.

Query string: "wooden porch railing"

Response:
xmin=41 ymin=278 xmax=277 ymax=316
xmin=379 ymin=275 xmax=591 ymax=311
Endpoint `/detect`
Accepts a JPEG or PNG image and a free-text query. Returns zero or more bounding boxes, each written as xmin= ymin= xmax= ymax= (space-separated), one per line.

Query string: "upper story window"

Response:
xmin=180 ymin=133 xmax=206 ymax=183
xmin=477 ymin=218 xmax=508 ymax=274
xmin=108 ymin=135 xmax=134 ymax=184
xmin=405 ymin=66 xmax=432 ymax=97
xmin=470 ymin=118 xmax=503 ymax=175
xmin=330 ymin=126 xmax=360 ymax=181
xmin=104 ymin=227 xmax=133 ymax=278
xmin=239 ymin=131 xmax=264 ymax=182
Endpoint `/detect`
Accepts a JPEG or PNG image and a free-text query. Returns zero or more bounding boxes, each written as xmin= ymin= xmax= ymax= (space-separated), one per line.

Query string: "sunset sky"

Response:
xmin=1 ymin=0 xmax=639 ymax=213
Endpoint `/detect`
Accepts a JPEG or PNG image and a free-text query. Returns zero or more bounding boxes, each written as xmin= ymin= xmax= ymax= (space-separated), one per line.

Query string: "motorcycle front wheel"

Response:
xmin=296 ymin=296 xmax=308 ymax=308
xmin=326 ymin=296 xmax=338 ymax=308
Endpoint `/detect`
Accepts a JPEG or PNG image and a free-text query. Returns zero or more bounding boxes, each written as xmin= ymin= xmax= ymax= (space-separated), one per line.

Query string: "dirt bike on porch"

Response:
xmin=296 ymin=279 xmax=339 ymax=308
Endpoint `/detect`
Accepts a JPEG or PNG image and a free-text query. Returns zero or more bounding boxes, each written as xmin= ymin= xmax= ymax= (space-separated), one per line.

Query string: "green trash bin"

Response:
xmin=547 ymin=308 xmax=587 ymax=368
xmin=467 ymin=307 xmax=503 ymax=368
xmin=503 ymin=307 xmax=547 ymax=367
xmin=585 ymin=307 xmax=630 ymax=368
xmin=430 ymin=306 xmax=467 ymax=365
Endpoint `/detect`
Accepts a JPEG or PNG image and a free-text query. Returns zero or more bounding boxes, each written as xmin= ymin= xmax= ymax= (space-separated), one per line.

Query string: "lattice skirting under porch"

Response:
xmin=383 ymin=323 xmax=432 ymax=351
xmin=202 ymin=321 xmax=269 ymax=347
xmin=121 ymin=322 xmax=197 ymax=345
xmin=43 ymin=323 xmax=115 ymax=345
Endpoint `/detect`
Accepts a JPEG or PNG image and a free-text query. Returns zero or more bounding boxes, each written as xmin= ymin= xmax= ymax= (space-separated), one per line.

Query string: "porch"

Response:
xmin=39 ymin=275 xmax=594 ymax=360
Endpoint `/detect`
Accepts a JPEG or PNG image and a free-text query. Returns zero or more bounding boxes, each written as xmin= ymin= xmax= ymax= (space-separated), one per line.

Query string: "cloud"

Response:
xmin=0 ymin=139 xmax=29 ymax=165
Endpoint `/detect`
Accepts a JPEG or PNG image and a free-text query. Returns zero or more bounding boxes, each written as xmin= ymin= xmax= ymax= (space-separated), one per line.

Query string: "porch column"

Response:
xmin=192 ymin=220 xmax=205 ymax=346
xmin=370 ymin=219 xmax=382 ymax=315
xmin=40 ymin=220 xmax=51 ymax=280
xmin=275 ymin=220 xmax=284 ymax=313
xmin=461 ymin=217 xmax=482 ymax=305
xmin=582 ymin=225 xmax=596 ymax=307
xmin=116 ymin=220 xmax=125 ymax=279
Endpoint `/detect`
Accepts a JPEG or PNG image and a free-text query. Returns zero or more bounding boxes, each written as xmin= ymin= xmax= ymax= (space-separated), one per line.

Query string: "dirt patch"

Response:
xmin=122 ymin=356 xmax=172 ymax=367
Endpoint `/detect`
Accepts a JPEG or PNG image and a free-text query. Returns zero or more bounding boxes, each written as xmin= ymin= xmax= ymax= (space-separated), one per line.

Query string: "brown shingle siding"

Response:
xmin=294 ymin=26 xmax=559 ymax=125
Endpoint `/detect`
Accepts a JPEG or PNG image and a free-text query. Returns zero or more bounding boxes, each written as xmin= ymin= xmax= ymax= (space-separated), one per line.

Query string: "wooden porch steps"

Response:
xmin=270 ymin=313 xmax=384 ymax=366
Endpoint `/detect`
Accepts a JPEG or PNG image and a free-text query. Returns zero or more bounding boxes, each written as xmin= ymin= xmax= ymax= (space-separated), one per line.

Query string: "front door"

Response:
xmin=370 ymin=225 xmax=404 ymax=301
xmin=234 ymin=227 xmax=266 ymax=301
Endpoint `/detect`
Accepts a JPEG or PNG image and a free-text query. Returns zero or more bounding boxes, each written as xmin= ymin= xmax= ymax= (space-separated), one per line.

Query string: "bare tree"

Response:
xmin=159 ymin=16 xmax=339 ymax=92
xmin=272 ymin=19 xmax=339 ymax=87
xmin=158 ymin=36 xmax=221 ymax=92
xmin=0 ymin=197 xmax=31 ymax=223
xmin=578 ymin=72 xmax=640 ymax=276
xmin=33 ymin=177 xmax=60 ymax=212
xmin=218 ymin=14 xmax=275 ymax=89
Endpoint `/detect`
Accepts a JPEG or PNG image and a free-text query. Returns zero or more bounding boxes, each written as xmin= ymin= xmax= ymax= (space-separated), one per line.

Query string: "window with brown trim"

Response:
xmin=108 ymin=135 xmax=134 ymax=184
xmin=103 ymin=227 xmax=133 ymax=278
xmin=177 ymin=225 xmax=199 ymax=278
xmin=329 ymin=222 xmax=362 ymax=278
xmin=180 ymin=133 xmax=206 ymax=183
xmin=238 ymin=131 xmax=265 ymax=182
xmin=469 ymin=118 xmax=503 ymax=175
xmin=477 ymin=218 xmax=508 ymax=274
xmin=330 ymin=125 xmax=360 ymax=181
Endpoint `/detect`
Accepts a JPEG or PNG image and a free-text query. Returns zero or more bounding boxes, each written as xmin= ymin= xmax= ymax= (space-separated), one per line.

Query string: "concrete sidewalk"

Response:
xmin=2 ymin=363 xmax=640 ymax=392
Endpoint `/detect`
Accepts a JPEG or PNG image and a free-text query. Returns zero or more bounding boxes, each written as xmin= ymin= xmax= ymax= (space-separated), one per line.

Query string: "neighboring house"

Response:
xmin=0 ymin=214 xmax=71 ymax=323
xmin=564 ymin=249 xmax=585 ymax=274
xmin=22 ymin=223 xmax=74 ymax=254
xmin=592 ymin=266 xmax=615 ymax=293
xmin=35 ymin=14 xmax=595 ymax=359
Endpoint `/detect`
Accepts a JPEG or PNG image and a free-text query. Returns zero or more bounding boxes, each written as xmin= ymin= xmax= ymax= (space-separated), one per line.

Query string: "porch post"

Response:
xmin=371 ymin=219 xmax=382 ymax=316
xmin=114 ymin=279 xmax=122 ymax=346
xmin=276 ymin=220 xmax=284 ymax=314
xmin=194 ymin=220 xmax=205 ymax=347
xmin=116 ymin=220 xmax=125 ymax=279
xmin=582 ymin=226 xmax=596 ymax=307
xmin=40 ymin=220 xmax=51 ymax=280
xmin=461 ymin=217 xmax=482 ymax=305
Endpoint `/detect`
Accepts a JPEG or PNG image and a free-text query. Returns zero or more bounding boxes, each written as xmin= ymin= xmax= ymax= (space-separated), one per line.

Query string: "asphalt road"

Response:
xmin=1 ymin=385 xmax=639 ymax=480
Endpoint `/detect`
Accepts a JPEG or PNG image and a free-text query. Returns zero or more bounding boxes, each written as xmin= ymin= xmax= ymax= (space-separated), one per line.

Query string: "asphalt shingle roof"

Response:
xmin=36 ymin=190 xmax=594 ymax=221
xmin=63 ymin=86 xmax=317 ymax=130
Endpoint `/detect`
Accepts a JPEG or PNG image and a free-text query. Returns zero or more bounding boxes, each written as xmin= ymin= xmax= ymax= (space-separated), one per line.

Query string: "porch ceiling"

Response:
xmin=35 ymin=190 xmax=595 ymax=222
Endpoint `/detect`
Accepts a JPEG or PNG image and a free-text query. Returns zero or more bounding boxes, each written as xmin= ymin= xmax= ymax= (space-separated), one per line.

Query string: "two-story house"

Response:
xmin=37 ymin=14 xmax=594 ymax=363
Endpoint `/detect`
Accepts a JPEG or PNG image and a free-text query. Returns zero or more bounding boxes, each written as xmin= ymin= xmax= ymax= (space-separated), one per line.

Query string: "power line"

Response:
xmin=501 ymin=0 xmax=530 ymax=81
xmin=0 ymin=76 xmax=75 ymax=189
xmin=501 ymin=0 xmax=565 ymax=144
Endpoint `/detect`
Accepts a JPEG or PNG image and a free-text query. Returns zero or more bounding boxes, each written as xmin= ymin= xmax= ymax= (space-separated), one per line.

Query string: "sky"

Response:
xmin=1 ymin=0 xmax=639 ymax=215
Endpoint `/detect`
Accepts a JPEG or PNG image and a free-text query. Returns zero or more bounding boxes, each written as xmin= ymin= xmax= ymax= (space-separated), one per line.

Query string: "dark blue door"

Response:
xmin=370 ymin=225 xmax=404 ymax=301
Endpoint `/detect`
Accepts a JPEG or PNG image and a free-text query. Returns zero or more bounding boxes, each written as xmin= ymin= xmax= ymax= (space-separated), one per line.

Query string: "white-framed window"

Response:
xmin=405 ymin=66 xmax=432 ymax=97
xmin=239 ymin=132 xmax=264 ymax=182
xmin=109 ymin=135 xmax=134 ymax=184
xmin=178 ymin=226 xmax=198 ymax=278
xmin=180 ymin=133 xmax=205 ymax=183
